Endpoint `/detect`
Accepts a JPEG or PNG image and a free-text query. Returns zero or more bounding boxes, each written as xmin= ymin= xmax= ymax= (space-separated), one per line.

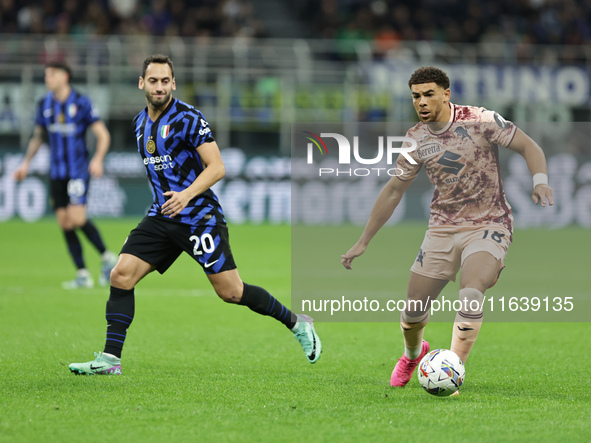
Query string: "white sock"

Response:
xmin=102 ymin=250 xmax=114 ymax=262
xmin=405 ymin=345 xmax=422 ymax=360
xmin=102 ymin=352 xmax=120 ymax=362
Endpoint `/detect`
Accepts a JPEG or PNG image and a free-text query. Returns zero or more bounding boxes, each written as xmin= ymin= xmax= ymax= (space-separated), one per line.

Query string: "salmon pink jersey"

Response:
xmin=395 ymin=103 xmax=517 ymax=234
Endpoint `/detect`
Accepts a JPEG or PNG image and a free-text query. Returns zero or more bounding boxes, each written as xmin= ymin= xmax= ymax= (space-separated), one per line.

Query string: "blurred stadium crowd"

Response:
xmin=1 ymin=0 xmax=590 ymax=45
xmin=304 ymin=0 xmax=591 ymax=45
xmin=0 ymin=0 xmax=266 ymax=38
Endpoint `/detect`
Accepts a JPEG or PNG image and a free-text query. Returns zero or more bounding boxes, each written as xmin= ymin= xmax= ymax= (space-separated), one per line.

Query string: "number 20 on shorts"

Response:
xmin=189 ymin=233 xmax=215 ymax=256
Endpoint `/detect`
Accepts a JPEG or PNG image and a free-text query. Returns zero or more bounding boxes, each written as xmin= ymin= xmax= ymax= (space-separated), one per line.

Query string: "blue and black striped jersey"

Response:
xmin=132 ymin=98 xmax=226 ymax=226
xmin=35 ymin=90 xmax=100 ymax=180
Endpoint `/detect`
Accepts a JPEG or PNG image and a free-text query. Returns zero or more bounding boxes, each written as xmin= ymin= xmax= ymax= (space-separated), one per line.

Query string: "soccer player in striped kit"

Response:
xmin=69 ymin=54 xmax=321 ymax=375
xmin=341 ymin=67 xmax=554 ymax=390
xmin=13 ymin=62 xmax=117 ymax=289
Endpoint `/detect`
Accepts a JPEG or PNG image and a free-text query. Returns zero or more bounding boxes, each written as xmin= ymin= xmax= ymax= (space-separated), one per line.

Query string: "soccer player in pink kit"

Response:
xmin=341 ymin=67 xmax=554 ymax=388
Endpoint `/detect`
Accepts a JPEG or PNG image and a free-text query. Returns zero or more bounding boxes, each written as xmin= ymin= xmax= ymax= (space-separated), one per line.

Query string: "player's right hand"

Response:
xmin=13 ymin=164 xmax=28 ymax=182
xmin=341 ymin=242 xmax=368 ymax=270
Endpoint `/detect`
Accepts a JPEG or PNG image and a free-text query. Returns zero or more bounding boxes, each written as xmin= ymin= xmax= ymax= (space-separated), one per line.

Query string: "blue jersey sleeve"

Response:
xmin=80 ymin=96 xmax=100 ymax=127
xmin=184 ymin=109 xmax=215 ymax=149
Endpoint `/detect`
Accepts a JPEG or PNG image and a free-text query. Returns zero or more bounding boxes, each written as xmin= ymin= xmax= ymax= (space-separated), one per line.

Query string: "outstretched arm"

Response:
xmin=160 ymin=141 xmax=225 ymax=218
xmin=341 ymin=176 xmax=413 ymax=270
xmin=13 ymin=125 xmax=45 ymax=181
xmin=506 ymin=128 xmax=554 ymax=207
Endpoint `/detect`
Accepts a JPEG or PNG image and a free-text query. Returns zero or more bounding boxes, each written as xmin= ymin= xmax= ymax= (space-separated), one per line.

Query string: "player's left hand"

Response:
xmin=162 ymin=190 xmax=191 ymax=217
xmin=532 ymin=184 xmax=554 ymax=207
xmin=88 ymin=157 xmax=104 ymax=178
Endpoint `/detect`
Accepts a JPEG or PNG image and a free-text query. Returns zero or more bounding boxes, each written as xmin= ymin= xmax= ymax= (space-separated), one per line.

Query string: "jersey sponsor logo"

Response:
xmin=144 ymin=154 xmax=174 ymax=171
xmin=444 ymin=172 xmax=469 ymax=184
xmin=146 ymin=139 xmax=156 ymax=154
xmin=417 ymin=143 xmax=442 ymax=160
xmin=436 ymin=151 xmax=465 ymax=175
xmin=160 ymin=125 xmax=170 ymax=138
xmin=200 ymin=118 xmax=211 ymax=136
xmin=48 ymin=122 xmax=77 ymax=135
xmin=68 ymin=104 xmax=77 ymax=118
xmin=143 ymin=155 xmax=172 ymax=165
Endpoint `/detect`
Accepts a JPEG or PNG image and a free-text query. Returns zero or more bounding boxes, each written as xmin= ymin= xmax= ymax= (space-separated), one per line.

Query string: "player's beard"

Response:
xmin=146 ymin=89 xmax=172 ymax=110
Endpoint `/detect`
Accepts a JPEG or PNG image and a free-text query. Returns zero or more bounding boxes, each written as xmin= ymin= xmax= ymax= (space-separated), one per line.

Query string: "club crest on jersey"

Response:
xmin=146 ymin=139 xmax=156 ymax=154
xmin=160 ymin=125 xmax=170 ymax=138
xmin=68 ymin=104 xmax=77 ymax=118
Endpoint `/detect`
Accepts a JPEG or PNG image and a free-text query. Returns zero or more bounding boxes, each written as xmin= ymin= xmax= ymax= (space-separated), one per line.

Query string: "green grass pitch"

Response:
xmin=0 ymin=219 xmax=589 ymax=442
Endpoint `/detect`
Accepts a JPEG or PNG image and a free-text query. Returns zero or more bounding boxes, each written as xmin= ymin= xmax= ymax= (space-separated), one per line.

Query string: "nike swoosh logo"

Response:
xmin=136 ymin=134 xmax=143 ymax=141
xmin=457 ymin=326 xmax=474 ymax=331
xmin=90 ymin=364 xmax=106 ymax=370
xmin=204 ymin=259 xmax=219 ymax=269
xmin=309 ymin=333 xmax=317 ymax=360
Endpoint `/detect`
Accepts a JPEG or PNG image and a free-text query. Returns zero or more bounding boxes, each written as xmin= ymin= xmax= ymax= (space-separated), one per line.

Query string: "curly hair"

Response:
xmin=408 ymin=67 xmax=450 ymax=90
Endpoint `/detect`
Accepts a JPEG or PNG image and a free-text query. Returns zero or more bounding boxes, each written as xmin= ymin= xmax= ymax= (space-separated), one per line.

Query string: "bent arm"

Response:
xmin=185 ymin=141 xmax=225 ymax=198
xmin=506 ymin=128 xmax=547 ymax=176
xmin=506 ymin=128 xmax=554 ymax=206
xmin=160 ymin=141 xmax=225 ymax=217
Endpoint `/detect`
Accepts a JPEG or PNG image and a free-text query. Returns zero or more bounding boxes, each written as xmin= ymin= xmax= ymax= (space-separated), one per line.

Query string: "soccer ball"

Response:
xmin=417 ymin=349 xmax=465 ymax=397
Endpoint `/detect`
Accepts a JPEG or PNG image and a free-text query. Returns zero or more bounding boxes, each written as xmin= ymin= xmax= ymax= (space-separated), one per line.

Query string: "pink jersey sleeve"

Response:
xmin=394 ymin=129 xmax=422 ymax=182
xmin=478 ymin=109 xmax=517 ymax=148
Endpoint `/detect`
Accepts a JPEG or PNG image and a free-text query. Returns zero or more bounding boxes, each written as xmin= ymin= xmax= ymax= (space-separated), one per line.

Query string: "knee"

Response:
xmin=71 ymin=216 xmax=87 ymax=229
xmin=405 ymin=292 xmax=430 ymax=316
xmin=59 ymin=220 xmax=74 ymax=231
xmin=457 ymin=288 xmax=484 ymax=315
xmin=110 ymin=265 xmax=135 ymax=290
xmin=215 ymin=284 xmax=243 ymax=304
xmin=460 ymin=279 xmax=489 ymax=292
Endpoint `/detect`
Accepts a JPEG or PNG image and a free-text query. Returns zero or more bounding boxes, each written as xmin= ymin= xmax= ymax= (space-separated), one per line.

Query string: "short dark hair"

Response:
xmin=45 ymin=61 xmax=72 ymax=81
xmin=408 ymin=66 xmax=450 ymax=90
xmin=141 ymin=54 xmax=175 ymax=79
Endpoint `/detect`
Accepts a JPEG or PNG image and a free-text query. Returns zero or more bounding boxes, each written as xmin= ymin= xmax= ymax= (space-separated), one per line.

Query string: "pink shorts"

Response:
xmin=410 ymin=225 xmax=512 ymax=282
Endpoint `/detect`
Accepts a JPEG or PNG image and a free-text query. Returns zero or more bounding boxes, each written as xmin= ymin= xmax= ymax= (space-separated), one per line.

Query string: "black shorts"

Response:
xmin=120 ymin=216 xmax=237 ymax=275
xmin=49 ymin=178 xmax=90 ymax=210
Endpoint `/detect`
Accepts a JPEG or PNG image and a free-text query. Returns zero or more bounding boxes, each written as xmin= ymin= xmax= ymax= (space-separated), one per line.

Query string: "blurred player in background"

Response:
xmin=13 ymin=62 xmax=117 ymax=289
xmin=341 ymin=66 xmax=554 ymax=389
xmin=69 ymin=54 xmax=321 ymax=375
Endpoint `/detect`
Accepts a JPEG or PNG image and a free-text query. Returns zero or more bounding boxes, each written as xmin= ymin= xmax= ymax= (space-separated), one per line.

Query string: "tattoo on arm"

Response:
xmin=33 ymin=125 xmax=48 ymax=142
